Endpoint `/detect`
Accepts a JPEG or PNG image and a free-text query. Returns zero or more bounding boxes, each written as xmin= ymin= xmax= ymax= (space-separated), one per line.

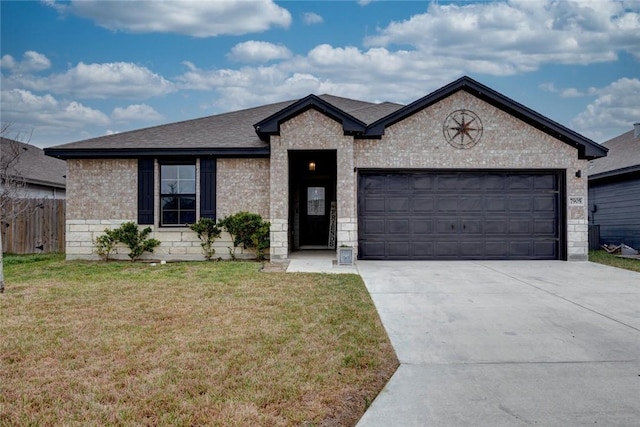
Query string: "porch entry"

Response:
xmin=289 ymin=150 xmax=337 ymax=250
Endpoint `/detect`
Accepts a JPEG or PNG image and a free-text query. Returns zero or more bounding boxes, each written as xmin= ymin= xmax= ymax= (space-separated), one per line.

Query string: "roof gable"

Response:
xmin=254 ymin=94 xmax=368 ymax=141
xmin=366 ymin=76 xmax=606 ymax=159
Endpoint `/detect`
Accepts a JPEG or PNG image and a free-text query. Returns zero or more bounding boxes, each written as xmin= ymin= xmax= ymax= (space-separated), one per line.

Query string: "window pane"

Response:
xmin=180 ymin=196 xmax=196 ymax=209
xmin=161 ymin=179 xmax=179 ymax=194
xmin=162 ymin=196 xmax=178 ymax=210
xmin=161 ymin=165 xmax=178 ymax=179
xmin=179 ymin=180 xmax=196 ymax=194
xmin=180 ymin=211 xmax=196 ymax=225
xmin=178 ymin=165 xmax=196 ymax=180
xmin=163 ymin=211 xmax=178 ymax=224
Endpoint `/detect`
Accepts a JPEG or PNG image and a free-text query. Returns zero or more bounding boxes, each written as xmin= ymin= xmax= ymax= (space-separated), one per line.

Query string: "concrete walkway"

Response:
xmin=355 ymin=261 xmax=640 ymax=426
xmin=286 ymin=250 xmax=358 ymax=274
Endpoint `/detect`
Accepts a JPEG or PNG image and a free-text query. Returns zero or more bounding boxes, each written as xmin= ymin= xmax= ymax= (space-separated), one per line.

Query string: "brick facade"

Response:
xmin=66 ymin=158 xmax=267 ymax=261
xmin=65 ymin=91 xmax=590 ymax=262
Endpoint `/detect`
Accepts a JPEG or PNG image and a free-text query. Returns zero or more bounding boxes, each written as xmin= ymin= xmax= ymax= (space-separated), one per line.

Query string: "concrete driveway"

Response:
xmin=356 ymin=261 xmax=640 ymax=426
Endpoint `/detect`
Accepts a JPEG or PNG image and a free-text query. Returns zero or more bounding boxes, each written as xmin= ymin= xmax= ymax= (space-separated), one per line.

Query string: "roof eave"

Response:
xmin=44 ymin=147 xmax=270 ymax=160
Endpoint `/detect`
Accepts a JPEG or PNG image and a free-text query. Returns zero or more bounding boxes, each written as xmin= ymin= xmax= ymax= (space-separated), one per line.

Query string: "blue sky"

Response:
xmin=1 ymin=0 xmax=639 ymax=148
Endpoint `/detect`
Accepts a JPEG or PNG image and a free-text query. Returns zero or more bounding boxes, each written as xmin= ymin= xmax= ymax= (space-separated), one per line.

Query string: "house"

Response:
xmin=588 ymin=124 xmax=640 ymax=249
xmin=1 ymin=137 xmax=66 ymax=199
xmin=44 ymin=76 xmax=606 ymax=262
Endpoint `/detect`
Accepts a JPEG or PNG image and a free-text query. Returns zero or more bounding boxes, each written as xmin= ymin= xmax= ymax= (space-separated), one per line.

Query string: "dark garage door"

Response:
xmin=358 ymin=171 xmax=562 ymax=260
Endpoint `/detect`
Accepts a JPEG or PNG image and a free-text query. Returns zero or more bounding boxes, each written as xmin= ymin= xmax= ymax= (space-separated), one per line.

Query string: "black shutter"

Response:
xmin=138 ymin=159 xmax=154 ymax=224
xmin=200 ymin=158 xmax=216 ymax=219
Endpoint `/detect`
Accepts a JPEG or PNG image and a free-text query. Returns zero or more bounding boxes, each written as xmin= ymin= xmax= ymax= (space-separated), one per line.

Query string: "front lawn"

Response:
xmin=589 ymin=250 xmax=640 ymax=273
xmin=0 ymin=254 xmax=398 ymax=426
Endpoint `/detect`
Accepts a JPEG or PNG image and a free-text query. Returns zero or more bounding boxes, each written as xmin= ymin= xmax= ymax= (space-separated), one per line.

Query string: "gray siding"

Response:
xmin=589 ymin=175 xmax=640 ymax=249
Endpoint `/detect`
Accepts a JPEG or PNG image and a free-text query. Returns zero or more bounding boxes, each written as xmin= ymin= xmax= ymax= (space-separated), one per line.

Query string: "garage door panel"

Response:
xmin=360 ymin=241 xmax=385 ymax=258
xmin=459 ymin=197 xmax=483 ymax=212
xmin=363 ymin=197 xmax=385 ymax=212
xmin=509 ymin=175 xmax=533 ymax=190
xmin=362 ymin=175 xmax=385 ymax=190
xmin=535 ymin=174 xmax=557 ymax=190
xmin=461 ymin=219 xmax=483 ymax=234
xmin=534 ymin=218 xmax=557 ymax=235
xmin=387 ymin=197 xmax=409 ymax=212
xmin=435 ymin=174 xmax=462 ymax=190
xmin=485 ymin=219 xmax=508 ymax=234
xmin=460 ymin=241 xmax=484 ymax=257
xmin=363 ymin=219 xmax=385 ymax=235
xmin=436 ymin=219 xmax=457 ymax=234
xmin=485 ymin=197 xmax=506 ymax=211
xmin=412 ymin=198 xmax=434 ymax=212
xmin=387 ymin=241 xmax=409 ymax=258
xmin=412 ymin=175 xmax=434 ymax=190
xmin=510 ymin=241 xmax=533 ymax=257
xmin=388 ymin=219 xmax=409 ymax=235
xmin=412 ymin=242 xmax=434 ymax=257
xmin=509 ymin=219 xmax=531 ymax=234
xmin=358 ymin=171 xmax=561 ymax=260
xmin=534 ymin=196 xmax=557 ymax=211
xmin=388 ymin=174 xmax=410 ymax=190
xmin=437 ymin=197 xmax=458 ymax=212
xmin=435 ymin=241 xmax=458 ymax=257
xmin=509 ymin=198 xmax=532 ymax=211
xmin=412 ymin=220 xmax=434 ymax=234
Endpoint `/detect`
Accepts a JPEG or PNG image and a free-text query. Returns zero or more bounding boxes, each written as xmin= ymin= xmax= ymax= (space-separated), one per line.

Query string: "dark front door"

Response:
xmin=301 ymin=180 xmax=333 ymax=246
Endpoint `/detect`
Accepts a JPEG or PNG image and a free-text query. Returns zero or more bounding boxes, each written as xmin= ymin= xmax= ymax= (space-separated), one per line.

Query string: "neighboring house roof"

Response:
xmin=45 ymin=76 xmax=606 ymax=160
xmin=1 ymin=137 xmax=66 ymax=188
xmin=588 ymin=127 xmax=640 ymax=181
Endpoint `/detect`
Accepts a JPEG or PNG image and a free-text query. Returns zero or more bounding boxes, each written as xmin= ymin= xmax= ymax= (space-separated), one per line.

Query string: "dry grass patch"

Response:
xmin=1 ymin=254 xmax=398 ymax=426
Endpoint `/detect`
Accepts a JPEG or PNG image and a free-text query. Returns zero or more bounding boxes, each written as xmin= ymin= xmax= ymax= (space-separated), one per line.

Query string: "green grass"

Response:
xmin=589 ymin=250 xmax=640 ymax=273
xmin=0 ymin=255 xmax=398 ymax=426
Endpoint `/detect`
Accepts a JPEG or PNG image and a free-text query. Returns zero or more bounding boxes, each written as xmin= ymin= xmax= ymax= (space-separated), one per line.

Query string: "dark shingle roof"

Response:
xmin=588 ymin=128 xmax=640 ymax=179
xmin=1 ymin=137 xmax=66 ymax=188
xmin=44 ymin=76 xmax=605 ymax=161
xmin=45 ymin=94 xmax=403 ymax=159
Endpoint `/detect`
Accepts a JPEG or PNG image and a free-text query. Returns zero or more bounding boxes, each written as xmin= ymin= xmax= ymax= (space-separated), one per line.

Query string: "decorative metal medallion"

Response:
xmin=443 ymin=109 xmax=483 ymax=149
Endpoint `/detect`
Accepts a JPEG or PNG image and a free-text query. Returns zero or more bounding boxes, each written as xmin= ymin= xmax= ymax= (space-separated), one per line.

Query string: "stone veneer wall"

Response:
xmin=66 ymin=158 xmax=268 ymax=261
xmin=269 ymin=109 xmax=357 ymax=261
xmin=354 ymin=91 xmax=589 ymax=260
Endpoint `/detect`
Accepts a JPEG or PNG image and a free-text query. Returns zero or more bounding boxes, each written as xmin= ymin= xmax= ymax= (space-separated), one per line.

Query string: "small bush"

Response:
xmin=114 ymin=222 xmax=161 ymax=262
xmin=94 ymin=228 xmax=119 ymax=261
xmin=99 ymin=222 xmax=160 ymax=262
xmin=218 ymin=212 xmax=270 ymax=261
xmin=188 ymin=218 xmax=222 ymax=261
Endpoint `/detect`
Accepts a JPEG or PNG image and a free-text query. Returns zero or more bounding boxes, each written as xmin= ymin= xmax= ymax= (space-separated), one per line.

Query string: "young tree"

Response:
xmin=0 ymin=124 xmax=33 ymax=293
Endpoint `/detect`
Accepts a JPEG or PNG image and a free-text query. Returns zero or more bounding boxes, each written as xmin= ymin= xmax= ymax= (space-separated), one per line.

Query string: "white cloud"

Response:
xmin=0 ymin=89 xmax=110 ymax=137
xmin=10 ymin=61 xmax=175 ymax=99
xmin=560 ymin=88 xmax=585 ymax=98
xmin=364 ymin=0 xmax=640 ymax=73
xmin=0 ymin=51 xmax=51 ymax=73
xmin=51 ymin=0 xmax=291 ymax=37
xmin=571 ymin=78 xmax=640 ymax=141
xmin=302 ymin=12 xmax=323 ymax=25
xmin=227 ymin=41 xmax=292 ymax=63
xmin=112 ymin=104 xmax=163 ymax=122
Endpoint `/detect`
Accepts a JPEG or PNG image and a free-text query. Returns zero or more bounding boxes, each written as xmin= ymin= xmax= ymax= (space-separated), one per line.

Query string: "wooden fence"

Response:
xmin=1 ymin=198 xmax=65 ymax=254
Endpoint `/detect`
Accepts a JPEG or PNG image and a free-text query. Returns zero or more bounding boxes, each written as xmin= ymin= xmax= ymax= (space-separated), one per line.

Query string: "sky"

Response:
xmin=1 ymin=0 xmax=639 ymax=148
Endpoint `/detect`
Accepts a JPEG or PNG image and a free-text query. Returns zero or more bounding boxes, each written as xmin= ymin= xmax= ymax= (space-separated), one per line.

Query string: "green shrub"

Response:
xmin=188 ymin=218 xmax=222 ymax=261
xmin=94 ymin=228 xmax=119 ymax=261
xmin=110 ymin=222 xmax=161 ymax=262
xmin=218 ymin=212 xmax=270 ymax=261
